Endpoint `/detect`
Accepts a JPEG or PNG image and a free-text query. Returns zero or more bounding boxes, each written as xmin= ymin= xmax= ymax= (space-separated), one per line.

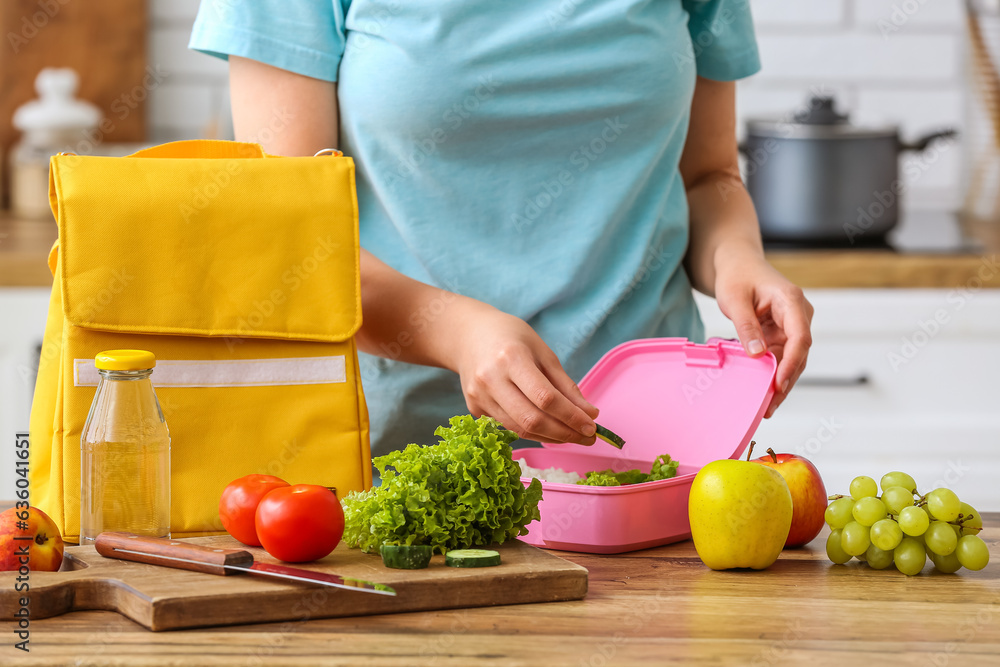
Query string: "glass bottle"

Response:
xmin=80 ymin=350 xmax=171 ymax=544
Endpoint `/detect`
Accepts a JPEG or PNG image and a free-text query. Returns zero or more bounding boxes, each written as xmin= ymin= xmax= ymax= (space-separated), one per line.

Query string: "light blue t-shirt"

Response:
xmin=190 ymin=0 xmax=760 ymax=455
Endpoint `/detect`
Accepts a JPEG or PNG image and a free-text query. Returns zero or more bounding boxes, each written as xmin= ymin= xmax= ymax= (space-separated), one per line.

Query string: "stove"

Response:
xmin=762 ymin=209 xmax=986 ymax=254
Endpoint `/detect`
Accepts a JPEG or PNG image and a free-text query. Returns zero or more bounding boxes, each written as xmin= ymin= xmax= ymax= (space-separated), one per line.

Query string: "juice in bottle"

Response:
xmin=80 ymin=349 xmax=170 ymax=544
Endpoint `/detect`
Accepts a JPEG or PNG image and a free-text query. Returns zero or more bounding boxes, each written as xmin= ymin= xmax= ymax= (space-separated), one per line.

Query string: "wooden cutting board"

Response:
xmin=0 ymin=535 xmax=588 ymax=631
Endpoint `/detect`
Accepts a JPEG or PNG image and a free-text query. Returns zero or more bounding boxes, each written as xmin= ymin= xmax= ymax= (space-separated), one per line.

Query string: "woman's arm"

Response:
xmin=228 ymin=56 xmax=599 ymax=444
xmin=680 ymin=77 xmax=813 ymax=417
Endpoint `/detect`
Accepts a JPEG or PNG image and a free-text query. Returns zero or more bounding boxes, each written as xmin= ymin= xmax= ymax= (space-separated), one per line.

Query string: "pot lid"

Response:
xmin=540 ymin=338 xmax=776 ymax=469
xmin=746 ymin=95 xmax=898 ymax=140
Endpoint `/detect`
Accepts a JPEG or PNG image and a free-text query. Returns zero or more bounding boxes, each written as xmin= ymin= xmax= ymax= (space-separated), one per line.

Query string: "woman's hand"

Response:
xmin=355 ymin=250 xmax=598 ymax=445
xmin=678 ymin=79 xmax=813 ymax=418
xmin=452 ymin=303 xmax=600 ymax=445
xmin=713 ymin=247 xmax=814 ymax=418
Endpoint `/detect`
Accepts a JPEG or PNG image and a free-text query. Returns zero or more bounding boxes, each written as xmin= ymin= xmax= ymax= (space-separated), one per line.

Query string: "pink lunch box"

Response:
xmin=513 ymin=337 xmax=776 ymax=554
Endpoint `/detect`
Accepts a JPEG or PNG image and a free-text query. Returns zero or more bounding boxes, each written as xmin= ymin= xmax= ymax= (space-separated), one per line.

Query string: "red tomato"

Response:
xmin=254 ymin=485 xmax=344 ymax=563
xmin=219 ymin=474 xmax=290 ymax=546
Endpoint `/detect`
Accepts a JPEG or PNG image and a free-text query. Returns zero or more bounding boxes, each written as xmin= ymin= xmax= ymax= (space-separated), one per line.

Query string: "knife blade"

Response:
xmin=94 ymin=532 xmax=396 ymax=596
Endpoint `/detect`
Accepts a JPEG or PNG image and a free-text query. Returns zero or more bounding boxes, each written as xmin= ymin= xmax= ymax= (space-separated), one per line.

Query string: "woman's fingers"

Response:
xmin=493 ymin=377 xmax=596 ymax=445
xmin=537 ymin=350 xmax=600 ymax=420
xmin=454 ymin=310 xmax=598 ymax=445
xmin=773 ymin=291 xmax=813 ymax=394
xmin=510 ymin=361 xmax=597 ymax=442
xmin=765 ymin=290 xmax=813 ymax=418
xmin=719 ymin=287 xmax=768 ymax=357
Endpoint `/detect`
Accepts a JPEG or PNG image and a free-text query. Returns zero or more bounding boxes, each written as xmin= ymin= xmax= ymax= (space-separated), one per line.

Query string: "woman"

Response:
xmin=190 ymin=0 xmax=813 ymax=455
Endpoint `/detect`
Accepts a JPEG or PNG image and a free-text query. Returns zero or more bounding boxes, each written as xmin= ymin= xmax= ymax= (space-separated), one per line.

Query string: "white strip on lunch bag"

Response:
xmin=73 ymin=356 xmax=347 ymax=388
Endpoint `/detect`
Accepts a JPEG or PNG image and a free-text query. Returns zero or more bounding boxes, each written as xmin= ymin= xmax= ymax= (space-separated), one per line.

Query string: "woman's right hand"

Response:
xmin=451 ymin=303 xmax=600 ymax=446
xmin=355 ymin=250 xmax=598 ymax=445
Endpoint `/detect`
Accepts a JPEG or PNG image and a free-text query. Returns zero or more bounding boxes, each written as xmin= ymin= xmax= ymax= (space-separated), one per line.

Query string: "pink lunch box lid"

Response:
xmin=540 ymin=337 xmax=777 ymax=468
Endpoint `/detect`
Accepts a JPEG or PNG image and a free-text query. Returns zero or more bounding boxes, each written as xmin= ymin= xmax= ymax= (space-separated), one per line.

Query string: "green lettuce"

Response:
xmin=576 ymin=472 xmax=622 ymax=486
xmin=576 ymin=453 xmax=679 ymax=486
xmin=342 ymin=415 xmax=543 ymax=553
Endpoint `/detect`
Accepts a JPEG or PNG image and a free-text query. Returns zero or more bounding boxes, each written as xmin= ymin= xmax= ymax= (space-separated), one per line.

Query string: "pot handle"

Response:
xmin=898 ymin=128 xmax=957 ymax=153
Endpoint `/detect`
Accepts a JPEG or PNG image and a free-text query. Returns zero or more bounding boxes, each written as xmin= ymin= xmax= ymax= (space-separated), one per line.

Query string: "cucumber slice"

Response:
xmin=380 ymin=544 xmax=433 ymax=569
xmin=445 ymin=548 xmax=502 ymax=568
xmin=595 ymin=423 xmax=625 ymax=449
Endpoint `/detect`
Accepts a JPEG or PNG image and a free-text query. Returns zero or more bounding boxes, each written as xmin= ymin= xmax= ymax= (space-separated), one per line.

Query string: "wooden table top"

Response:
xmin=5 ymin=514 xmax=997 ymax=666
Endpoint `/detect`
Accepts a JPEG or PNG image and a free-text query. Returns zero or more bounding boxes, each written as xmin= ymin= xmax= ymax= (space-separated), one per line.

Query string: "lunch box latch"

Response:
xmin=682 ymin=341 xmax=724 ymax=368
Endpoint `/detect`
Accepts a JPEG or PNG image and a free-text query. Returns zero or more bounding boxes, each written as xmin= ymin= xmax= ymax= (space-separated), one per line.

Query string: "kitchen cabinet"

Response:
xmin=0 ymin=287 xmax=49 ymax=501
xmin=694 ymin=289 xmax=1000 ymax=510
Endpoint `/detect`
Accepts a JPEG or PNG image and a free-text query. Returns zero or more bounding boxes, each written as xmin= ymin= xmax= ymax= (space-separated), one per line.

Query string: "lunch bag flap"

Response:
xmin=48 ymin=141 xmax=361 ymax=342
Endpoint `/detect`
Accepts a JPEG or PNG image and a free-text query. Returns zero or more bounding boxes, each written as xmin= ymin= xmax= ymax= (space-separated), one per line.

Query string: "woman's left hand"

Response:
xmin=713 ymin=249 xmax=814 ymax=418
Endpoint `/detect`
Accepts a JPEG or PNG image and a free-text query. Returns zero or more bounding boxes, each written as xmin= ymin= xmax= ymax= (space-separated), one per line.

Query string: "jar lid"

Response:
xmin=95 ymin=349 xmax=156 ymax=371
xmin=12 ymin=68 xmax=101 ymax=133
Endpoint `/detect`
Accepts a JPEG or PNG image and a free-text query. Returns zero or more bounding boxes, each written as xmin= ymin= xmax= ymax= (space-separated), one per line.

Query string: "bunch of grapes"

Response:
xmin=823 ymin=471 xmax=989 ymax=575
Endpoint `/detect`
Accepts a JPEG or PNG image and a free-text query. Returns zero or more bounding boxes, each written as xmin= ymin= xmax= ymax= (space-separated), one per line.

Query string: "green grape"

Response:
xmin=880 ymin=471 xmax=917 ymax=494
xmin=894 ymin=537 xmax=927 ymax=576
xmin=826 ymin=529 xmax=852 ymax=565
xmin=853 ymin=497 xmax=888 ymax=526
xmin=958 ymin=502 xmax=983 ymax=537
xmin=850 ymin=476 xmax=879 ymax=500
xmin=956 ymin=535 xmax=990 ymax=571
xmin=824 ymin=497 xmax=855 ymax=530
xmin=881 ymin=486 xmax=915 ymax=514
xmin=854 ymin=551 xmax=867 ymax=562
xmin=865 ymin=544 xmax=895 ymax=570
xmin=841 ymin=521 xmax=871 ymax=556
xmin=898 ymin=506 xmax=930 ymax=537
xmin=926 ymin=488 xmax=961 ymax=522
xmin=925 ymin=521 xmax=959 ymax=556
xmin=870 ymin=518 xmax=904 ymax=551
xmin=929 ymin=549 xmax=963 ymax=574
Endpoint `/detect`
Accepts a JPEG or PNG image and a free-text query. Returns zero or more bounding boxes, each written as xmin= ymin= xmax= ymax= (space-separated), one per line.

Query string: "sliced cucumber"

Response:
xmin=380 ymin=544 xmax=433 ymax=569
xmin=445 ymin=548 xmax=502 ymax=568
xmin=595 ymin=423 xmax=625 ymax=449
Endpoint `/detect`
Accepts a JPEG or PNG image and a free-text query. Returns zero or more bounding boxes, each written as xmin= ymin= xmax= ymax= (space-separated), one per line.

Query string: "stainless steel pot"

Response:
xmin=741 ymin=96 xmax=956 ymax=245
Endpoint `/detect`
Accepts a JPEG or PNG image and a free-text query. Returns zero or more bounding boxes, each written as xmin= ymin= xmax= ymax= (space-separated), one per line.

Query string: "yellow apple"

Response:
xmin=689 ymin=451 xmax=793 ymax=570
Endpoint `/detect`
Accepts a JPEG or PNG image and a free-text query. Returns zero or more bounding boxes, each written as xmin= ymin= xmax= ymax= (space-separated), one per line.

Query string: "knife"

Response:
xmin=94 ymin=532 xmax=396 ymax=596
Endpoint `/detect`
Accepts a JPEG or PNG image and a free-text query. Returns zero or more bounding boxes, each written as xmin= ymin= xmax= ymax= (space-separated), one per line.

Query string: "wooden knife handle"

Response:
xmin=95 ymin=532 xmax=254 ymax=576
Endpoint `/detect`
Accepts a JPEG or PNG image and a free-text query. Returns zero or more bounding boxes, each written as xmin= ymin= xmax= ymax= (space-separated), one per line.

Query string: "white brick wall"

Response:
xmin=148 ymin=0 xmax=971 ymax=206
xmin=148 ymin=0 xmax=229 ymax=142
xmin=742 ymin=0 xmax=970 ymax=208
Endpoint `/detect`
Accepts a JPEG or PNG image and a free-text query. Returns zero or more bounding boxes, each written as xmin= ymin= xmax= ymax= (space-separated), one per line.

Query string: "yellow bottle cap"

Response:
xmin=95 ymin=349 xmax=156 ymax=371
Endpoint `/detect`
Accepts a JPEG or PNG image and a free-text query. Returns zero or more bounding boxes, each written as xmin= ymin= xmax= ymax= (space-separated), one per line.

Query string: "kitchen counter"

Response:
xmin=0 ymin=213 xmax=57 ymax=287
xmin=9 ymin=514 xmax=999 ymax=666
xmin=2 ymin=211 xmax=998 ymax=289
xmin=766 ymin=250 xmax=1000 ymax=289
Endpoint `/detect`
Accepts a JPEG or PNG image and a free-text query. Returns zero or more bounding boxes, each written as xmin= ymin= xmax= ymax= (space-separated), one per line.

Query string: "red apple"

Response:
xmin=0 ymin=506 xmax=65 ymax=572
xmin=753 ymin=448 xmax=827 ymax=548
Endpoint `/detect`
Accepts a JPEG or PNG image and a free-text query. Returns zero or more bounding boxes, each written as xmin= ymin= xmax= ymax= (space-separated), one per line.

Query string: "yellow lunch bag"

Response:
xmin=29 ymin=140 xmax=372 ymax=543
